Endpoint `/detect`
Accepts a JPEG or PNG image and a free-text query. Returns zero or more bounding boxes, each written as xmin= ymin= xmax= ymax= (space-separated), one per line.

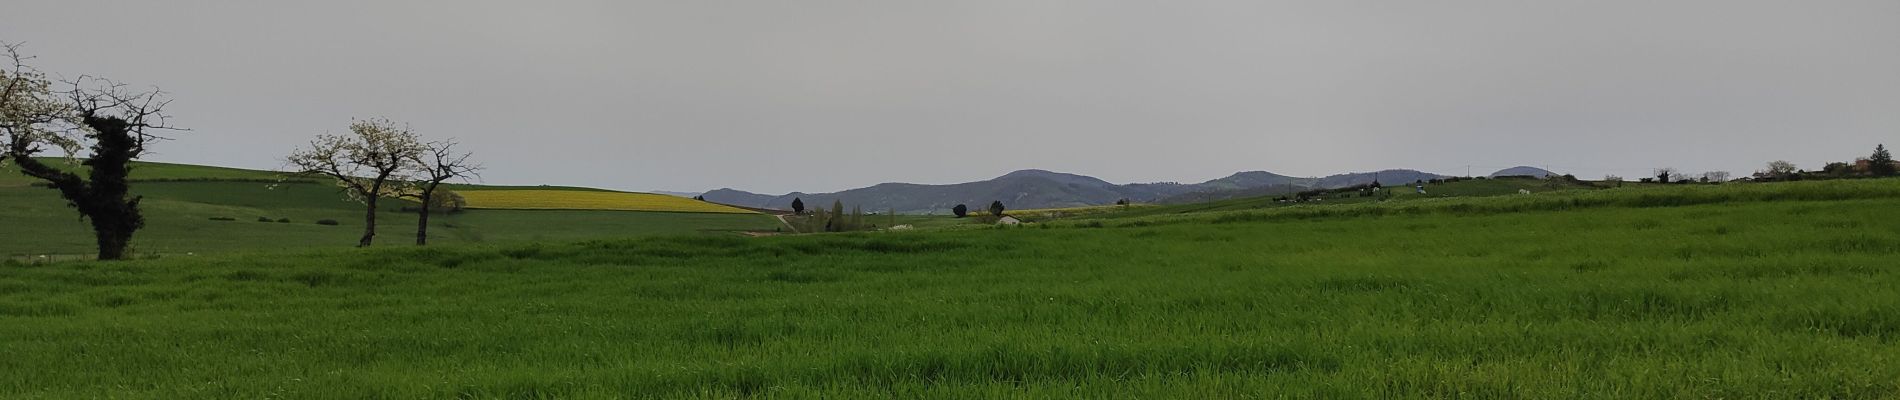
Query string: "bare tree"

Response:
xmin=1757 ymin=160 xmax=1798 ymax=180
xmin=286 ymin=118 xmax=424 ymax=247
xmin=3 ymin=43 xmax=179 ymax=260
xmin=400 ymin=140 xmax=479 ymax=245
xmin=1701 ymin=171 xmax=1731 ymax=183
xmin=1654 ymin=168 xmax=1677 ymax=184
xmin=9 ymin=84 xmax=175 ymax=259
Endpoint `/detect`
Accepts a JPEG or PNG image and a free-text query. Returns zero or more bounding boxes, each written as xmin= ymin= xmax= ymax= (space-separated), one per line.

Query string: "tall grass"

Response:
xmin=2 ymin=179 xmax=1899 ymax=398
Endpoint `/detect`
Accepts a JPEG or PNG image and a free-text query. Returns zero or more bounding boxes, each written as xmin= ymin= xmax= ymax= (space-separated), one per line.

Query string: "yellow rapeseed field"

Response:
xmin=457 ymin=190 xmax=756 ymax=214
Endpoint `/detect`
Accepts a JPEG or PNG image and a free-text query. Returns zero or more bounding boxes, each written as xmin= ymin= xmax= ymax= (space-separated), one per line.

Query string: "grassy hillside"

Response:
xmin=0 ymin=158 xmax=292 ymax=187
xmin=3 ymin=179 xmax=1898 ymax=397
xmin=0 ymin=162 xmax=779 ymax=257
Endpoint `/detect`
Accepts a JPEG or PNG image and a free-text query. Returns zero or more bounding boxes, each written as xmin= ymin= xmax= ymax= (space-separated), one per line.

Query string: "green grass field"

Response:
xmin=0 ymin=162 xmax=780 ymax=258
xmin=3 ymin=178 xmax=1898 ymax=398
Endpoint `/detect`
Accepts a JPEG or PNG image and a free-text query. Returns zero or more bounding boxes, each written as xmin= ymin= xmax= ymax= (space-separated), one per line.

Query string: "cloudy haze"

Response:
xmin=4 ymin=1 xmax=1896 ymax=193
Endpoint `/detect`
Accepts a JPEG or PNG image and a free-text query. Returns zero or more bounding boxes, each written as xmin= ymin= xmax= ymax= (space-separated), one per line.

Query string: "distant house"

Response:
xmin=1855 ymin=158 xmax=1900 ymax=172
xmin=997 ymin=216 xmax=1022 ymax=225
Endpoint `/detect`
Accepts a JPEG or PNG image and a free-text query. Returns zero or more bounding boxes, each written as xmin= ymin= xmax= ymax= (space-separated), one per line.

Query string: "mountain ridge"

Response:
xmin=709 ymin=167 xmax=1483 ymax=214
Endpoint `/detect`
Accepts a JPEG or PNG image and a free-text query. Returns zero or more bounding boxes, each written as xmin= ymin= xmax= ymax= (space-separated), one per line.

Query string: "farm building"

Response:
xmin=1855 ymin=158 xmax=1900 ymax=172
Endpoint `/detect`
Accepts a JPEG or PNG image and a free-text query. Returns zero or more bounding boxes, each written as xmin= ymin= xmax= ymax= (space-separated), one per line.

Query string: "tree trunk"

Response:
xmin=85 ymin=119 xmax=140 ymax=260
xmin=415 ymin=191 xmax=432 ymax=246
xmin=9 ymin=116 xmax=145 ymax=260
xmin=91 ymin=218 xmax=133 ymax=260
xmin=359 ymin=196 xmax=378 ymax=247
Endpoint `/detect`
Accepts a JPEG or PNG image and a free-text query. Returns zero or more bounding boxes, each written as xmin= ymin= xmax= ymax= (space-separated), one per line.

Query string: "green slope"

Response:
xmin=0 ymin=161 xmax=779 ymax=257
xmin=0 ymin=158 xmax=292 ymax=187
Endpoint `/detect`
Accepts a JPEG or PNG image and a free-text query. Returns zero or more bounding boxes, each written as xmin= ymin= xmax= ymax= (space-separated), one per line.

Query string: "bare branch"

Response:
xmin=60 ymin=76 xmax=181 ymax=156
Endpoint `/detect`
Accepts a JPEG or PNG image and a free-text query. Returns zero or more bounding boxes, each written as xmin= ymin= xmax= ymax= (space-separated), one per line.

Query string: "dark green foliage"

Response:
xmin=1823 ymin=162 xmax=1854 ymax=176
xmin=7 ymin=115 xmax=149 ymax=260
xmin=791 ymin=198 xmax=805 ymax=215
xmin=952 ymin=204 xmax=968 ymax=218
xmin=1872 ymin=144 xmax=1895 ymax=177
xmin=315 ymin=219 xmax=340 ymax=226
xmin=829 ymin=200 xmax=845 ymax=232
xmin=988 ymin=200 xmax=1005 ymax=217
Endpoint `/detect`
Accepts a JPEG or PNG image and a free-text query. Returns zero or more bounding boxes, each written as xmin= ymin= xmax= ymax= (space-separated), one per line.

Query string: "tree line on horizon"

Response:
xmin=787 ymin=198 xmax=888 ymax=233
xmin=1643 ymin=145 xmax=1895 ymax=185
xmin=787 ymin=196 xmax=1009 ymax=226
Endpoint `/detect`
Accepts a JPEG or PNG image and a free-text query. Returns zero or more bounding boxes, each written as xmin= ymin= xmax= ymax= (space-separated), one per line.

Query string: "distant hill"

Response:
xmin=651 ymin=190 xmax=703 ymax=198
xmin=1157 ymin=184 xmax=1304 ymax=204
xmin=1152 ymin=169 xmax=1448 ymax=205
xmin=759 ymin=169 xmax=1186 ymax=214
xmin=724 ymin=168 xmax=1466 ymax=214
xmin=1314 ymin=169 xmax=1450 ymax=188
xmin=1490 ymin=166 xmax=1558 ymax=178
xmin=700 ymin=188 xmax=781 ymax=208
xmin=1196 ymin=171 xmax=1312 ymax=191
xmin=1096 ymin=174 xmax=1603 ymax=219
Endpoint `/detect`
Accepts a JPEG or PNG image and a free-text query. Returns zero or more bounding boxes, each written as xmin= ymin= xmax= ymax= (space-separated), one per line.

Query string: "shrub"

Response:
xmin=315 ymin=219 xmax=340 ymax=226
xmin=276 ymin=218 xmax=291 ymax=223
xmin=256 ymin=217 xmax=273 ymax=222
xmin=208 ymin=217 xmax=236 ymax=221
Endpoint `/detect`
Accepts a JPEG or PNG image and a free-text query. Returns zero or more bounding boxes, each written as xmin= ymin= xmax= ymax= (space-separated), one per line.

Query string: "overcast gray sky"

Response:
xmin=4 ymin=1 xmax=1897 ymax=193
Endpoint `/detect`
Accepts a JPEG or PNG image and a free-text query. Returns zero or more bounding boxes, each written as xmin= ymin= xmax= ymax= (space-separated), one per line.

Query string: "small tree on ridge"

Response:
xmin=287 ymin=118 xmax=424 ymax=247
xmin=400 ymin=139 xmax=479 ymax=246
